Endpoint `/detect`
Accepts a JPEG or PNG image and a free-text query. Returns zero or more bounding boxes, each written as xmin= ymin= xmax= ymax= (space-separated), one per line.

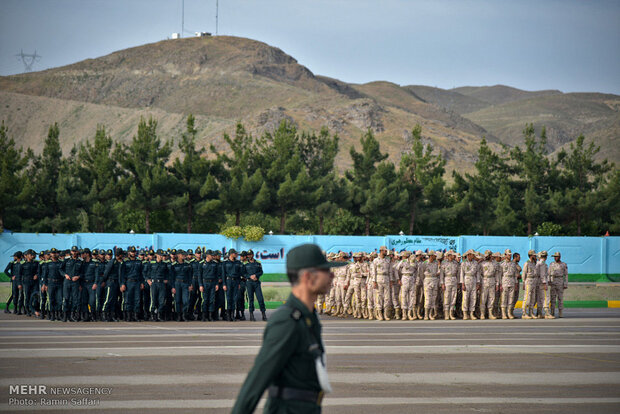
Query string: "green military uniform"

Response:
xmin=232 ymin=292 xmax=327 ymax=414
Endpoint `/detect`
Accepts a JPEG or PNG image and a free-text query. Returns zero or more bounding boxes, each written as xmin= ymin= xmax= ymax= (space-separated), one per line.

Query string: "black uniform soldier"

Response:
xmin=42 ymin=248 xmax=63 ymax=321
xmin=222 ymin=249 xmax=244 ymax=322
xmin=61 ymin=246 xmax=83 ymax=322
xmin=94 ymin=249 xmax=112 ymax=320
xmin=4 ymin=251 xmax=22 ymax=314
xmin=189 ymin=247 xmax=203 ymax=320
xmin=169 ymin=250 xmax=192 ymax=321
xmin=80 ymin=249 xmax=99 ymax=321
xmin=232 ymin=244 xmax=345 ymax=414
xmin=245 ymin=250 xmax=267 ymax=321
xmin=236 ymin=251 xmax=248 ymax=320
xmin=119 ymin=246 xmax=144 ymax=322
xmin=18 ymin=249 xmax=39 ymax=317
xmin=101 ymin=249 xmax=123 ymax=322
xmin=148 ymin=250 xmax=169 ymax=322
xmin=141 ymin=249 xmax=154 ymax=320
xmin=199 ymin=249 xmax=220 ymax=321
xmin=38 ymin=251 xmax=49 ymax=319
xmin=213 ymin=250 xmax=227 ymax=320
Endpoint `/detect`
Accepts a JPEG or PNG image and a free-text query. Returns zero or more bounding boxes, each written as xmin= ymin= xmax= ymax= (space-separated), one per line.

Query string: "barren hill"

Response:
xmin=0 ymin=36 xmax=617 ymax=172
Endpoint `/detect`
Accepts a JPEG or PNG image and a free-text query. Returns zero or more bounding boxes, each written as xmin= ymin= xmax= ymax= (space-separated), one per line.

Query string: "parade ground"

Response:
xmin=0 ymin=309 xmax=620 ymax=414
xmin=1 ymin=309 xmax=619 ymax=413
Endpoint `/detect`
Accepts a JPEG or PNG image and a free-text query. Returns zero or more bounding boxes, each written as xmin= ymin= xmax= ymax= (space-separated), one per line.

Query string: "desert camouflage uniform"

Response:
xmin=370 ymin=250 xmax=393 ymax=320
xmin=396 ymin=252 xmax=417 ymax=320
xmin=421 ymin=253 xmax=441 ymax=320
xmin=460 ymin=253 xmax=481 ymax=319
xmin=548 ymin=255 xmax=568 ymax=317
xmin=479 ymin=253 xmax=499 ymax=319
xmin=500 ymin=258 xmax=520 ymax=319
xmin=440 ymin=252 xmax=459 ymax=320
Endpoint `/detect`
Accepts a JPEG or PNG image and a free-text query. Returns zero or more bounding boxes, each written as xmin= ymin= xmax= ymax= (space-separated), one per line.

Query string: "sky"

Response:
xmin=1 ymin=0 xmax=619 ymax=94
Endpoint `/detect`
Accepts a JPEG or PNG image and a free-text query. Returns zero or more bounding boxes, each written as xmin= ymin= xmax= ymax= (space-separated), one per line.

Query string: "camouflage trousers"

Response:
xmin=399 ymin=276 xmax=416 ymax=310
xmin=366 ymin=283 xmax=375 ymax=310
xmin=414 ymin=282 xmax=425 ymax=311
xmin=443 ymin=281 xmax=458 ymax=311
xmin=374 ymin=280 xmax=391 ymax=310
xmin=461 ymin=278 xmax=477 ymax=312
xmin=523 ymin=279 xmax=540 ymax=309
xmin=390 ymin=282 xmax=401 ymax=309
xmin=344 ymin=278 xmax=366 ymax=310
xmin=480 ymin=281 xmax=496 ymax=311
xmin=500 ymin=284 xmax=516 ymax=309
xmin=334 ymin=279 xmax=348 ymax=307
xmin=423 ymin=278 xmax=439 ymax=310
xmin=549 ymin=280 xmax=565 ymax=314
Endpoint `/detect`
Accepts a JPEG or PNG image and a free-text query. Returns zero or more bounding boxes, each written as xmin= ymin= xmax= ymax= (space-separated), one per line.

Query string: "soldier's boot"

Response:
xmin=261 ymin=311 xmax=268 ymax=321
xmin=500 ymin=308 xmax=507 ymax=319
xmin=3 ymin=302 xmax=9 ymax=314
xmin=249 ymin=312 xmax=256 ymax=321
xmin=558 ymin=309 xmax=563 ymax=318
xmin=395 ymin=308 xmax=402 ymax=320
xmin=402 ymin=309 xmax=408 ymax=321
xmin=429 ymin=309 xmax=436 ymax=321
xmin=375 ymin=309 xmax=383 ymax=321
xmin=480 ymin=310 xmax=486 ymax=320
xmin=240 ymin=311 xmax=246 ymax=321
xmin=201 ymin=312 xmax=207 ymax=322
xmin=383 ymin=308 xmax=391 ymax=321
xmin=544 ymin=308 xmax=555 ymax=319
xmin=450 ymin=309 xmax=457 ymax=320
xmin=463 ymin=311 xmax=470 ymax=320
xmin=522 ymin=308 xmax=531 ymax=319
xmin=489 ymin=309 xmax=497 ymax=320
xmin=367 ymin=308 xmax=374 ymax=320
xmin=347 ymin=306 xmax=353 ymax=315
xmin=424 ymin=309 xmax=430 ymax=320
xmin=508 ymin=308 xmax=515 ymax=319
xmin=357 ymin=306 xmax=364 ymax=319
xmin=61 ymin=311 xmax=68 ymax=322
xmin=444 ymin=308 xmax=449 ymax=320
xmin=211 ymin=311 xmax=219 ymax=321
xmin=229 ymin=310 xmax=236 ymax=322
xmin=470 ymin=311 xmax=478 ymax=320
xmin=410 ymin=309 xmax=418 ymax=320
xmin=416 ymin=307 xmax=423 ymax=320
xmin=17 ymin=305 xmax=23 ymax=315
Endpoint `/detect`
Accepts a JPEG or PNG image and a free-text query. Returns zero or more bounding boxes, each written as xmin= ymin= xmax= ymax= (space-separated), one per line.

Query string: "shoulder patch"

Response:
xmin=290 ymin=308 xmax=302 ymax=321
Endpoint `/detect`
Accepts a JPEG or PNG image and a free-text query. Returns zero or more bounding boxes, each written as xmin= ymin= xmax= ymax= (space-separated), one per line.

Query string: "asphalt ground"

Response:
xmin=0 ymin=309 xmax=619 ymax=413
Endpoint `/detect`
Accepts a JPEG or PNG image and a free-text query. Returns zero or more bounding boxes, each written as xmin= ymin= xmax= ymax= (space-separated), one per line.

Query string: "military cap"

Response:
xmin=204 ymin=249 xmax=213 ymax=256
xmin=492 ymin=252 xmax=501 ymax=258
xmin=214 ymin=250 xmax=222 ymax=256
xmin=106 ymin=249 xmax=113 ymax=255
xmin=339 ymin=251 xmax=348 ymax=258
xmin=484 ymin=249 xmax=492 ymax=256
xmin=49 ymin=248 xmax=57 ymax=254
xmin=228 ymin=249 xmax=237 ymax=255
xmin=78 ymin=248 xmax=85 ymax=254
xmin=170 ymin=249 xmax=177 ymax=254
xmin=14 ymin=251 xmax=23 ymax=258
xmin=82 ymin=248 xmax=91 ymax=254
xmin=186 ymin=249 xmax=193 ymax=255
xmin=195 ymin=247 xmax=202 ymax=254
xmin=71 ymin=246 xmax=79 ymax=252
xmin=456 ymin=253 xmax=462 ymax=258
xmin=286 ymin=244 xmax=348 ymax=271
xmin=148 ymin=249 xmax=155 ymax=255
xmin=436 ymin=252 xmax=444 ymax=259
xmin=446 ymin=250 xmax=456 ymax=256
xmin=240 ymin=251 xmax=247 ymax=256
xmin=504 ymin=249 xmax=512 ymax=255
xmin=115 ymin=248 xmax=124 ymax=255
xmin=528 ymin=249 xmax=536 ymax=256
xmin=351 ymin=252 xmax=361 ymax=258
xmin=414 ymin=250 xmax=422 ymax=256
xmin=552 ymin=252 xmax=561 ymax=257
xmin=538 ymin=250 xmax=548 ymax=257
xmin=156 ymin=249 xmax=164 ymax=255
xmin=177 ymin=249 xmax=186 ymax=255
xmin=247 ymin=249 xmax=254 ymax=255
xmin=428 ymin=250 xmax=437 ymax=256
xmin=401 ymin=251 xmax=411 ymax=257
xmin=127 ymin=246 xmax=136 ymax=253
xmin=379 ymin=245 xmax=388 ymax=251
xmin=26 ymin=249 xmax=36 ymax=255
xmin=38 ymin=250 xmax=45 ymax=256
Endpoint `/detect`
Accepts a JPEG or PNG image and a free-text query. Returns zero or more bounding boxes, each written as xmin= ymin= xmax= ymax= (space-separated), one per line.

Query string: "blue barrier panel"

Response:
xmin=0 ymin=233 xmax=618 ymax=279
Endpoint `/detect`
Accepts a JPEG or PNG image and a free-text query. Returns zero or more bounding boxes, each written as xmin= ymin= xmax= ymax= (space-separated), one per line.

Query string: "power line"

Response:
xmin=216 ymin=0 xmax=219 ymax=35
xmin=15 ymin=49 xmax=41 ymax=72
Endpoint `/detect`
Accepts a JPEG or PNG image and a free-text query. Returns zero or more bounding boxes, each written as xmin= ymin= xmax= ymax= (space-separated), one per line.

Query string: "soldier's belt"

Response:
xmin=482 ymin=275 xmax=495 ymax=278
xmin=402 ymin=273 xmax=413 ymax=277
xmin=268 ymin=385 xmax=324 ymax=405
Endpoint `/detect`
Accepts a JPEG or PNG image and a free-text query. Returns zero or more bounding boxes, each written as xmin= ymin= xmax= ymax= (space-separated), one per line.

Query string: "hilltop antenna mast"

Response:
xmin=182 ymin=0 xmax=184 ymax=37
xmin=215 ymin=0 xmax=219 ymax=35
xmin=15 ymin=49 xmax=41 ymax=72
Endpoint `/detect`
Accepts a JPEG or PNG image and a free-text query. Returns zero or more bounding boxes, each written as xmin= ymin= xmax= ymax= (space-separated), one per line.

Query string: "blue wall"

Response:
xmin=0 ymin=233 xmax=618 ymax=278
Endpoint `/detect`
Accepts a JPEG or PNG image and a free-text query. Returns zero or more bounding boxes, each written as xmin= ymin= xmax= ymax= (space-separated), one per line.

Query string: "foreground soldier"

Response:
xmin=343 ymin=252 xmax=365 ymax=318
xmin=537 ymin=251 xmax=555 ymax=319
xmin=499 ymin=250 xmax=519 ymax=319
xmin=370 ymin=246 xmax=393 ymax=321
xmin=232 ymin=244 xmax=344 ymax=414
xmin=397 ymin=251 xmax=417 ymax=320
xmin=421 ymin=251 xmax=440 ymax=320
xmin=479 ymin=251 xmax=498 ymax=320
xmin=41 ymin=249 xmax=63 ymax=321
xmin=548 ymin=252 xmax=568 ymax=317
xmin=4 ymin=251 xmax=22 ymax=314
xmin=522 ymin=250 xmax=539 ymax=319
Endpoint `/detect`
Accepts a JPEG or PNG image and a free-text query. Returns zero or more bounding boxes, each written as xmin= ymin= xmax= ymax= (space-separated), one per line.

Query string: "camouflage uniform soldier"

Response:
xmin=324 ymin=253 xmax=338 ymax=315
xmin=370 ymin=246 xmax=393 ymax=321
xmin=331 ymin=253 xmax=350 ymax=317
xmin=388 ymin=251 xmax=402 ymax=320
xmin=492 ymin=252 xmax=502 ymax=317
xmin=440 ymin=250 xmax=459 ymax=320
xmin=522 ymin=250 xmax=540 ymax=319
xmin=499 ymin=250 xmax=519 ymax=319
xmin=548 ymin=252 xmax=568 ymax=317
xmin=396 ymin=251 xmax=417 ymax=320
xmin=365 ymin=252 xmax=377 ymax=319
xmin=479 ymin=251 xmax=498 ymax=320
xmin=414 ymin=251 xmax=425 ymax=319
xmin=421 ymin=251 xmax=440 ymax=320
xmin=537 ymin=251 xmax=554 ymax=319
xmin=460 ymin=250 xmax=481 ymax=320
xmin=511 ymin=252 xmax=521 ymax=316
xmin=454 ymin=253 xmax=464 ymax=318
xmin=359 ymin=254 xmax=371 ymax=318
xmin=343 ymin=253 xmax=363 ymax=318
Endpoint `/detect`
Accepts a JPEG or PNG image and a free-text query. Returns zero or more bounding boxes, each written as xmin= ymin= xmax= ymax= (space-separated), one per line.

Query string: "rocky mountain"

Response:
xmin=0 ymin=36 xmax=617 ymax=173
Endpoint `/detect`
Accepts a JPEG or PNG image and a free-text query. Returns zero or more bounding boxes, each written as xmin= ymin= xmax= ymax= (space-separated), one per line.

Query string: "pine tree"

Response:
xmin=0 ymin=121 xmax=29 ymax=231
xmin=492 ymin=184 xmax=520 ymax=234
xmin=116 ymin=117 xmax=176 ymax=233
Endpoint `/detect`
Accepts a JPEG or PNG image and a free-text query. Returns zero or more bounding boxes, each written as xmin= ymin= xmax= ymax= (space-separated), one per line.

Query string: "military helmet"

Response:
xmin=352 ymin=252 xmax=362 ymax=258
xmin=428 ymin=250 xmax=436 ymax=256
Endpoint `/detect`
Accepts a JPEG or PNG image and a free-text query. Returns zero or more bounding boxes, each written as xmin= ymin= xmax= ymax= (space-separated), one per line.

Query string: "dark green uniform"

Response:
xmin=232 ymin=293 xmax=327 ymax=414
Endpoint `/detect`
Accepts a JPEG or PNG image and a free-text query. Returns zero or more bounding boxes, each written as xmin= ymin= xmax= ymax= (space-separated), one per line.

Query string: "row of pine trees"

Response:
xmin=0 ymin=116 xmax=617 ymax=236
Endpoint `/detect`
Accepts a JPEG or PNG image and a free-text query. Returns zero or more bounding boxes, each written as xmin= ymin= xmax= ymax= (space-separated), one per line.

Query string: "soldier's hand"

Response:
xmin=18 ymin=285 xmax=22 ymax=289
xmin=92 ymin=284 xmax=97 ymax=291
xmin=462 ymin=284 xmax=466 ymax=292
xmin=563 ymin=286 xmax=568 ymax=290
xmin=140 ymin=284 xmax=144 ymax=290
xmin=199 ymin=286 xmax=204 ymax=293
xmin=496 ymin=286 xmax=499 ymax=292
xmin=172 ymin=288 xmax=176 ymax=294
xmin=399 ymin=280 xmax=403 ymax=286
xmin=223 ymin=285 xmax=227 ymax=291
xmin=441 ymin=284 xmax=445 ymax=290
xmin=373 ymin=282 xmax=378 ymax=289
xmin=147 ymin=280 xmax=152 ymax=286
xmin=42 ymin=285 xmax=47 ymax=292
xmin=11 ymin=276 xmax=15 ymax=280
xmin=120 ymin=285 xmax=126 ymax=292
xmin=101 ymin=282 xmax=106 ymax=288
xmin=543 ymin=283 xmax=547 ymax=291
xmin=251 ymin=275 xmax=257 ymax=281
xmin=215 ymin=285 xmax=219 ymax=291
xmin=72 ymin=276 xmax=79 ymax=282
xmin=65 ymin=274 xmax=71 ymax=280
xmin=189 ymin=286 xmax=193 ymax=292
xmin=34 ymin=275 xmax=38 ymax=280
